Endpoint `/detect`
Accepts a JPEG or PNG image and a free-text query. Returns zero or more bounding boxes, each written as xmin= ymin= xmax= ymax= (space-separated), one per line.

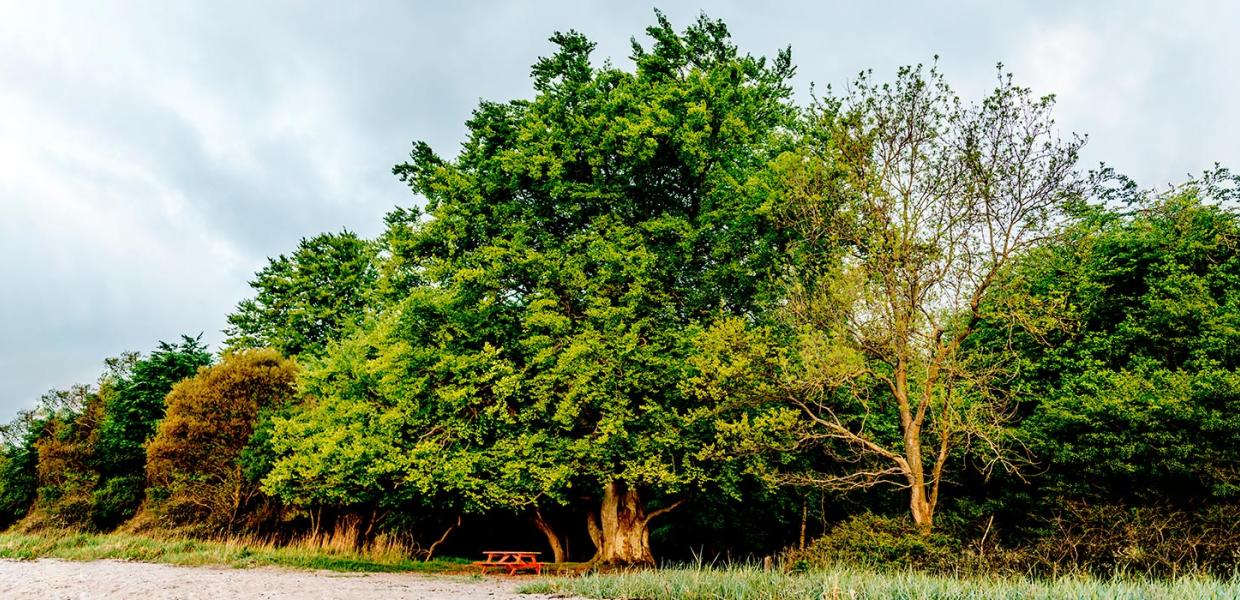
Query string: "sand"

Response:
xmin=0 ymin=558 xmax=576 ymax=599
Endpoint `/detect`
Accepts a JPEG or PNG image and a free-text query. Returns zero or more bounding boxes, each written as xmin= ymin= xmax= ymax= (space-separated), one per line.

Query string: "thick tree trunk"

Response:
xmin=590 ymin=481 xmax=654 ymax=566
xmin=586 ymin=509 xmax=603 ymax=556
xmin=532 ymin=508 xmax=567 ymax=563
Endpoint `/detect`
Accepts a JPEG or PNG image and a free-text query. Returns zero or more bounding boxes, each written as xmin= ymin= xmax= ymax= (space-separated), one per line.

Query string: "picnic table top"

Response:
xmin=481 ymin=550 xmax=541 ymax=555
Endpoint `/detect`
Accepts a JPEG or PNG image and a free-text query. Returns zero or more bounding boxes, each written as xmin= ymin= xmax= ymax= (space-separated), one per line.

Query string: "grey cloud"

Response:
xmin=2 ymin=0 xmax=1237 ymax=420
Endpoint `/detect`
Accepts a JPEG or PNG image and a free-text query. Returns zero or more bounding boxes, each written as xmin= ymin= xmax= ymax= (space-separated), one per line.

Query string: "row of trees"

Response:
xmin=0 ymin=338 xmax=296 ymax=534
xmin=2 ymin=12 xmax=1238 ymax=568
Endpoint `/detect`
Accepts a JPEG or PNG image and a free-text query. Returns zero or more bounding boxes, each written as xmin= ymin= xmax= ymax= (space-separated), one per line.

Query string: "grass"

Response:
xmin=0 ymin=529 xmax=470 ymax=573
xmin=10 ymin=530 xmax=1237 ymax=598
xmin=520 ymin=564 xmax=1240 ymax=599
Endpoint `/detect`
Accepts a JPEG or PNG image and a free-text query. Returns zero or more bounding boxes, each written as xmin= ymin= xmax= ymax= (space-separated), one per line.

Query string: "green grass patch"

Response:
xmin=520 ymin=564 xmax=1240 ymax=599
xmin=0 ymin=530 xmax=470 ymax=574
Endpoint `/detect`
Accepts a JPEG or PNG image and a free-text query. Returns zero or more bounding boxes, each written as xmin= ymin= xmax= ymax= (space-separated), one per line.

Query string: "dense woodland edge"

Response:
xmin=3 ymin=12 xmax=1239 ymax=576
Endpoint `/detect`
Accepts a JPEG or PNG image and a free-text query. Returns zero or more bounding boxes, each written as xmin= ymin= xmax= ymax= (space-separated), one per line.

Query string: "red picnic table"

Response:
xmin=473 ymin=550 xmax=544 ymax=575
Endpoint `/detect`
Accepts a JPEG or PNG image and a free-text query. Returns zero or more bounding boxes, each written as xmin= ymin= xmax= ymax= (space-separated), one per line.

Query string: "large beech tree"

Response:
xmin=265 ymin=12 xmax=796 ymax=564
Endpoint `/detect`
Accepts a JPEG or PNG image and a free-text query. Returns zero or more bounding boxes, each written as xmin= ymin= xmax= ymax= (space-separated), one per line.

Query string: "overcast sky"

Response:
xmin=1 ymin=1 xmax=1236 ymax=420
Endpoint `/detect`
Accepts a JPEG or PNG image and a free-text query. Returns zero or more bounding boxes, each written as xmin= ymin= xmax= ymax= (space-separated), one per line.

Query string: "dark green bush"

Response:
xmin=784 ymin=513 xmax=982 ymax=574
xmin=91 ymin=474 xmax=146 ymax=530
xmin=0 ymin=420 xmax=42 ymax=528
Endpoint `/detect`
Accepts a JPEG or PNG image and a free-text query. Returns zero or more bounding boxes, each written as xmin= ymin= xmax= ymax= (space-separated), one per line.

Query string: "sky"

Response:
xmin=1 ymin=1 xmax=1237 ymax=420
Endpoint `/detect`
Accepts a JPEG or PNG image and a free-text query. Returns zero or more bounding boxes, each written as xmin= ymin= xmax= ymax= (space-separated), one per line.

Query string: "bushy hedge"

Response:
xmin=1026 ymin=502 xmax=1240 ymax=577
xmin=787 ymin=505 xmax=1240 ymax=577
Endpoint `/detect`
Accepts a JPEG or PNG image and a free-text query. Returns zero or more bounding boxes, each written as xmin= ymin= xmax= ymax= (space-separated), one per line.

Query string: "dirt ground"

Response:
xmin=0 ymin=558 xmax=575 ymax=599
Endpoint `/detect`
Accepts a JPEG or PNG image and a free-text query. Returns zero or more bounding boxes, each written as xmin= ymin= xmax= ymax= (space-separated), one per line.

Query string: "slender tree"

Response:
xmin=774 ymin=65 xmax=1084 ymax=532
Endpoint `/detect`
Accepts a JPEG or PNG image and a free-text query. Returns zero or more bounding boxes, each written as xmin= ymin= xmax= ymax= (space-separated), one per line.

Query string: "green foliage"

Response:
xmin=145 ymin=349 xmax=298 ymax=530
xmin=95 ymin=337 xmax=212 ymax=474
xmin=786 ymin=513 xmax=966 ymax=573
xmin=225 ymin=230 xmax=378 ymax=358
xmin=268 ymin=12 xmax=799 ymax=549
xmin=90 ymin=474 xmax=145 ymax=531
xmin=238 ymin=405 xmax=291 ymax=487
xmin=0 ymin=412 xmax=44 ymax=527
xmin=91 ymin=337 xmax=212 ymax=529
xmin=3 ymin=10 xmax=1240 ymax=580
xmin=993 ymin=178 xmax=1240 ymax=503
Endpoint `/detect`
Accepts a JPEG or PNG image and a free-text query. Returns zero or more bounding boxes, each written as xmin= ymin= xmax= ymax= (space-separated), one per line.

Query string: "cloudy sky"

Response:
xmin=1 ymin=1 xmax=1236 ymax=420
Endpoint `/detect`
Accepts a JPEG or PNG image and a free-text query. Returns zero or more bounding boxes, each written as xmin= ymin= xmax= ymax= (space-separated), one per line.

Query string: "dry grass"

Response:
xmin=0 ymin=523 xmax=469 ymax=573
xmin=522 ymin=563 xmax=1240 ymax=599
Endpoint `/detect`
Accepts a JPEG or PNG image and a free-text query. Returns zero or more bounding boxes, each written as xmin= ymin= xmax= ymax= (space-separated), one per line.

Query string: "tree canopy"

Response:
xmin=145 ymin=349 xmax=298 ymax=531
xmin=2 ymin=11 xmax=1238 ymax=574
xmin=225 ymin=230 xmax=378 ymax=358
xmin=998 ymin=175 xmax=1240 ymax=502
xmin=265 ymin=11 xmax=799 ymax=564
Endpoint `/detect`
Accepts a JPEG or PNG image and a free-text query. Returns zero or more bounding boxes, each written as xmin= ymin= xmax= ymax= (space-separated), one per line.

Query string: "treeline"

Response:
xmin=3 ymin=12 xmax=1239 ymax=573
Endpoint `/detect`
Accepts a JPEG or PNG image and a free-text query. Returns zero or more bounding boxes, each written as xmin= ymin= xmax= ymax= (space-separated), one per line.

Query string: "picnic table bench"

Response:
xmin=472 ymin=550 xmax=544 ymax=575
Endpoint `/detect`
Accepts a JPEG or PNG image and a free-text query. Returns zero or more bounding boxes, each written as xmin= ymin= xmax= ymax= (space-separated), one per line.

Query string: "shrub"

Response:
xmin=788 ymin=505 xmax=1240 ymax=578
xmin=785 ymin=513 xmax=970 ymax=573
xmin=90 ymin=474 xmax=146 ymax=530
xmin=1027 ymin=502 xmax=1240 ymax=577
xmin=144 ymin=349 xmax=297 ymax=531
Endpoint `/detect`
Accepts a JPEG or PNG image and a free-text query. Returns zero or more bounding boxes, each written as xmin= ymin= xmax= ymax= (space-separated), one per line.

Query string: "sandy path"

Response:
xmin=0 ymin=558 xmax=576 ymax=599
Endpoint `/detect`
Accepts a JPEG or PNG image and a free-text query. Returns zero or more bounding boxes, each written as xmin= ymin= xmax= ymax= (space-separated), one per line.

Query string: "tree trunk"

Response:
xmin=904 ymin=409 xmax=935 ymax=534
xmin=586 ymin=509 xmax=603 ymax=558
xmin=909 ymin=482 xmax=934 ymax=533
xmin=799 ymin=498 xmax=808 ymax=550
xmin=590 ymin=481 xmax=654 ymax=566
xmin=425 ymin=514 xmax=460 ymax=561
xmin=532 ymin=508 xmax=567 ymax=563
xmin=229 ymin=465 xmax=243 ymax=528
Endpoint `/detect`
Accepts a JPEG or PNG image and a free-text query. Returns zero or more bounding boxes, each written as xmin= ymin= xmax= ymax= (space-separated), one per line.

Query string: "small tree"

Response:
xmin=145 ymin=349 xmax=297 ymax=530
xmin=225 ymin=231 xmax=378 ymax=358
xmin=28 ymin=385 xmax=102 ymax=529
xmin=0 ymin=410 xmax=43 ymax=527
xmin=775 ymin=65 xmax=1084 ymax=532
xmin=93 ymin=336 xmax=212 ymax=528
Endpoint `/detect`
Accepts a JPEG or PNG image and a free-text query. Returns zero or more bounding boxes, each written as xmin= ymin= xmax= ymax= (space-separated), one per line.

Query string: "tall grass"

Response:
xmin=0 ymin=526 xmax=469 ymax=573
xmin=520 ymin=563 xmax=1240 ymax=599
